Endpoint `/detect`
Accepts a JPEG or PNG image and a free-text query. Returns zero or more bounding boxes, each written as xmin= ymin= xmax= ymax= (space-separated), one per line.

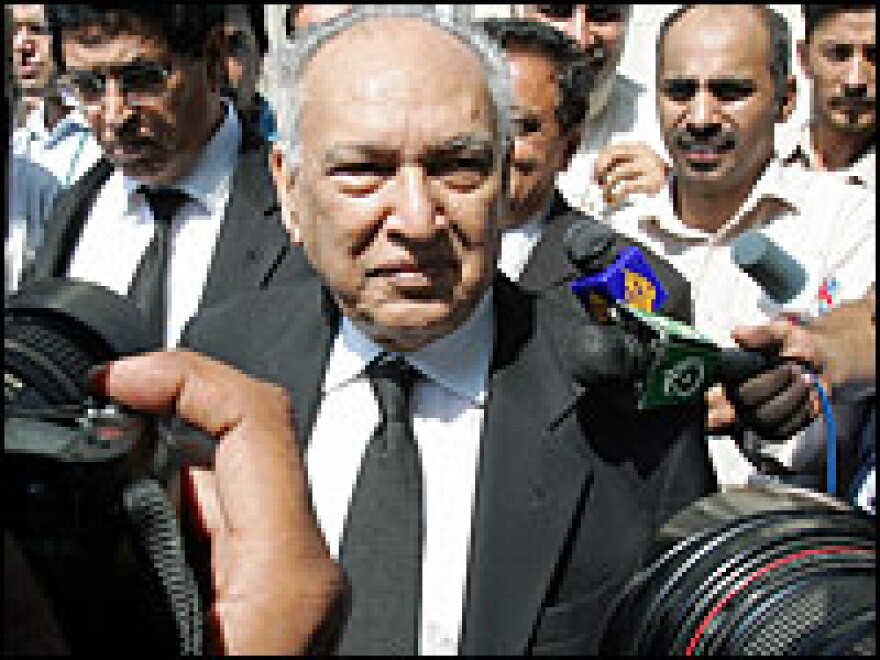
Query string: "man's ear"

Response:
xmin=270 ymin=146 xmax=303 ymax=245
xmin=778 ymin=74 xmax=797 ymax=123
xmin=561 ymin=125 xmax=584 ymax=170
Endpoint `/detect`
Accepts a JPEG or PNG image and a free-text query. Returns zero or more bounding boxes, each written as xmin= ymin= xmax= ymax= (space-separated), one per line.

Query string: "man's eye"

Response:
xmin=122 ymin=65 xmax=166 ymax=91
xmin=69 ymin=72 xmax=104 ymax=96
xmin=513 ymin=115 xmax=542 ymax=136
xmin=662 ymin=80 xmax=697 ymax=102
xmin=865 ymin=45 xmax=876 ymax=63
xmin=826 ymin=43 xmax=854 ymax=62
xmin=427 ymin=155 xmax=493 ymax=188
xmin=709 ymin=80 xmax=756 ymax=102
xmin=331 ymin=163 xmax=394 ymax=177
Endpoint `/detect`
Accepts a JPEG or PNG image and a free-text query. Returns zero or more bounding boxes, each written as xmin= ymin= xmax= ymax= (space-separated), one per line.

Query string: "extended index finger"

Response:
xmin=91 ymin=350 xmax=286 ymax=439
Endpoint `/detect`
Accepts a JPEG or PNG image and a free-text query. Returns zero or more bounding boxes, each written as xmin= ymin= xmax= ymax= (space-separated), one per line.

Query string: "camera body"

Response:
xmin=4 ymin=279 xmax=201 ymax=654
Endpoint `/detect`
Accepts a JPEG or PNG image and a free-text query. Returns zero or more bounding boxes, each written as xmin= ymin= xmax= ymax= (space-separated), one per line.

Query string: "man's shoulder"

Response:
xmin=182 ymin=275 xmax=328 ymax=362
xmin=776 ymin=164 xmax=875 ymax=215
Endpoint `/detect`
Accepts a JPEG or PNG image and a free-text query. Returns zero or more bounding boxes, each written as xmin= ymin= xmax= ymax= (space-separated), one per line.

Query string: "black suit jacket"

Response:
xmin=20 ymin=130 xmax=311 ymax=334
xmin=182 ymin=272 xmax=716 ymax=654
xmin=518 ymin=191 xmax=694 ymax=325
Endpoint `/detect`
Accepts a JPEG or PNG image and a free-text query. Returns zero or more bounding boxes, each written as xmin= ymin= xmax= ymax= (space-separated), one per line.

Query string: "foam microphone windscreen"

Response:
xmin=732 ymin=232 xmax=808 ymax=304
xmin=563 ymin=217 xmax=618 ymax=271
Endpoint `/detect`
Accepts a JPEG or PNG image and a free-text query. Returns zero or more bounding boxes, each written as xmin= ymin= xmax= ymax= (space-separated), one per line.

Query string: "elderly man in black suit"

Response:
xmin=182 ymin=6 xmax=715 ymax=655
xmin=21 ymin=5 xmax=306 ymax=348
xmin=481 ymin=17 xmax=694 ymax=324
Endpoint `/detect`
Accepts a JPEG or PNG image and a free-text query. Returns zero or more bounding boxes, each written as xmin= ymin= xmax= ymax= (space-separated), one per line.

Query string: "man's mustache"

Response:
xmin=674 ymin=131 xmax=737 ymax=153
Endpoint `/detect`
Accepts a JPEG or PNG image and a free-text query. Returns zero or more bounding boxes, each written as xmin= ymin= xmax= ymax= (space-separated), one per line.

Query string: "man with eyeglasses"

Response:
xmin=601 ymin=5 xmax=876 ymax=491
xmin=21 ymin=5 xmax=305 ymax=349
xmin=218 ymin=5 xmax=277 ymax=143
xmin=524 ymin=4 xmax=670 ymax=218
xmin=778 ymin=4 xmax=875 ymax=188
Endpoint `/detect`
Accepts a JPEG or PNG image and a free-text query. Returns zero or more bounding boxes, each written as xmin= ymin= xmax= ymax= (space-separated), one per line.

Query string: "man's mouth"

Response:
xmin=367 ymin=261 xmax=454 ymax=285
xmin=677 ymin=135 xmax=737 ymax=171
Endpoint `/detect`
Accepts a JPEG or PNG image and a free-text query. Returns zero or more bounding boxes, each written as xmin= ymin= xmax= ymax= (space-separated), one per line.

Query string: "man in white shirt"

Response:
xmin=523 ymin=4 xmax=670 ymax=218
xmin=183 ymin=6 xmax=714 ymax=654
xmin=604 ymin=5 xmax=876 ymax=488
xmin=10 ymin=3 xmax=102 ymax=185
xmin=22 ymin=5 xmax=301 ymax=348
xmin=7 ymin=4 xmax=102 ymax=288
xmin=778 ymin=4 xmax=875 ymax=188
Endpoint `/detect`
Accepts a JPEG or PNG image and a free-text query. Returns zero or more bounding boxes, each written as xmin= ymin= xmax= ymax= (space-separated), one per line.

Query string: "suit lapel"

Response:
xmin=24 ymin=158 xmax=114 ymax=283
xmin=460 ymin=276 xmax=593 ymax=654
xmin=517 ymin=191 xmax=581 ymax=293
xmin=252 ymin=280 xmax=339 ymax=450
xmin=198 ymin=139 xmax=290 ymax=310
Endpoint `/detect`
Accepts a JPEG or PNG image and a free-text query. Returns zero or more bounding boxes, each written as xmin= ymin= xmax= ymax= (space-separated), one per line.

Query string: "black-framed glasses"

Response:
xmin=57 ymin=61 xmax=175 ymax=107
xmin=533 ymin=4 xmax=626 ymax=22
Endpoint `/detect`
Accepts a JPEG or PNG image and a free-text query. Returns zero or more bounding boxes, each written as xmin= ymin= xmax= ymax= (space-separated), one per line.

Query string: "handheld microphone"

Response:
xmin=564 ymin=219 xmax=669 ymax=321
xmin=565 ymin=245 xmax=776 ymax=410
xmin=731 ymin=231 xmax=839 ymax=321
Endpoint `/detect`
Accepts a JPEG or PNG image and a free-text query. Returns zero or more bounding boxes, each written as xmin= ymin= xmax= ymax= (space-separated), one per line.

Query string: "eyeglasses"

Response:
xmin=532 ymin=4 xmax=625 ymax=22
xmin=57 ymin=62 xmax=175 ymax=107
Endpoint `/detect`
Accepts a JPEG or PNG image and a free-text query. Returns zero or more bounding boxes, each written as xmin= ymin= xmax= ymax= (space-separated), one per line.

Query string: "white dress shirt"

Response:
xmin=603 ymin=158 xmax=876 ymax=487
xmin=306 ymin=292 xmax=494 ymax=655
xmin=67 ymin=102 xmax=241 ymax=347
xmin=12 ymin=101 xmax=102 ymax=188
xmin=498 ymin=200 xmax=553 ymax=281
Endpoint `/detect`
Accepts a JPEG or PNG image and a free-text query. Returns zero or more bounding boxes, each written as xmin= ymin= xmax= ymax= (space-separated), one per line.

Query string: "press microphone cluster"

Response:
xmin=561 ymin=220 xmax=775 ymax=409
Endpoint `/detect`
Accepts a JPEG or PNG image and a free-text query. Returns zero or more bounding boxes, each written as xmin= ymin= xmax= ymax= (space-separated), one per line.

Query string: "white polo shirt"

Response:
xmin=603 ymin=158 xmax=876 ymax=487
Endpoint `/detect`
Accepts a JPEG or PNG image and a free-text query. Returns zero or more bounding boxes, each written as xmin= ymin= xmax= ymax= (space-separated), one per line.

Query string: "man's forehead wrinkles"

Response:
xmin=322 ymin=135 xmax=495 ymax=160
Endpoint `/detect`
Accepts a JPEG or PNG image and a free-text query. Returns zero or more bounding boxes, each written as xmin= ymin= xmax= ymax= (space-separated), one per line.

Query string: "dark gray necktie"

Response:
xmin=128 ymin=187 xmax=189 ymax=346
xmin=338 ymin=355 xmax=423 ymax=655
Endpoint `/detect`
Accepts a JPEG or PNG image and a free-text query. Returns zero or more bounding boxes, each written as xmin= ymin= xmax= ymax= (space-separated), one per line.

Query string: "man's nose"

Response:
xmin=686 ymin=87 xmax=720 ymax=130
xmin=100 ymin=78 xmax=134 ymax=129
xmin=843 ymin=51 xmax=872 ymax=96
xmin=388 ymin=167 xmax=439 ymax=240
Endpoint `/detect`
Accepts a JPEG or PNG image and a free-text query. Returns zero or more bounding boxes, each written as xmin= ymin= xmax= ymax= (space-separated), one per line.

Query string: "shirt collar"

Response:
xmin=323 ymin=289 xmax=494 ymax=406
xmin=640 ymin=158 xmax=799 ymax=242
xmin=781 ymin=121 xmax=875 ymax=187
xmin=122 ymin=100 xmax=241 ymax=216
xmin=20 ymin=100 xmax=91 ymax=146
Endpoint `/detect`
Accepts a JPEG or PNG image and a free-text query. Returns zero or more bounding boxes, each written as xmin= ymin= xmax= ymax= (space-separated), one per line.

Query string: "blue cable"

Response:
xmin=809 ymin=374 xmax=837 ymax=497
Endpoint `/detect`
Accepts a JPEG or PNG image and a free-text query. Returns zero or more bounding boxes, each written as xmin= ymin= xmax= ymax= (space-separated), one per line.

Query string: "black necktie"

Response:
xmin=129 ymin=188 xmax=189 ymax=346
xmin=338 ymin=356 xmax=423 ymax=655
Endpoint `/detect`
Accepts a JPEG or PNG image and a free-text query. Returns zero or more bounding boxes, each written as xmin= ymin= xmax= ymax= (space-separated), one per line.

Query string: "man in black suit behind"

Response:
xmin=481 ymin=18 xmax=693 ymax=324
xmin=182 ymin=7 xmax=715 ymax=654
xmin=21 ymin=5 xmax=306 ymax=347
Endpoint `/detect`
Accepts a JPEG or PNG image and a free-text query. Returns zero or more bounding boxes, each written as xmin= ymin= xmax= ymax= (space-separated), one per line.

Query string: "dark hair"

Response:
xmin=286 ymin=4 xmax=303 ymax=40
xmin=803 ymin=4 xmax=875 ymax=42
xmin=242 ymin=5 xmax=269 ymax=56
xmin=656 ymin=5 xmax=791 ymax=107
xmin=479 ymin=18 xmax=592 ymax=133
xmin=47 ymin=4 xmax=227 ymax=68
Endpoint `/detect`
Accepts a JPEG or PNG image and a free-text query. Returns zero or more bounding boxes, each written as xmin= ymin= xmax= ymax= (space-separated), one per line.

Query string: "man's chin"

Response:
xmin=358 ymin=300 xmax=471 ymax=352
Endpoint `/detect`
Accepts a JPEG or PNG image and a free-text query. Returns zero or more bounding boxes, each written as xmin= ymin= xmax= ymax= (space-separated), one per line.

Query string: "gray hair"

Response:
xmin=656 ymin=5 xmax=792 ymax=107
xmin=266 ymin=4 xmax=514 ymax=169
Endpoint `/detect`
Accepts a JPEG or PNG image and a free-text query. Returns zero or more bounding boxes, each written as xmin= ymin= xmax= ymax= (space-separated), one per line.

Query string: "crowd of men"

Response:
xmin=5 ymin=3 xmax=876 ymax=655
